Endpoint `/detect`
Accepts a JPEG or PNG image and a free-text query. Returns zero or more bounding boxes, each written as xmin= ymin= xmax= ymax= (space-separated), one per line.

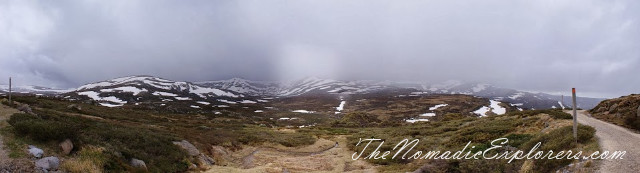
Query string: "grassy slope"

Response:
xmin=338 ymin=110 xmax=598 ymax=172
xmin=0 ymin=96 xmax=599 ymax=173
xmin=1 ymin=96 xmax=318 ymax=172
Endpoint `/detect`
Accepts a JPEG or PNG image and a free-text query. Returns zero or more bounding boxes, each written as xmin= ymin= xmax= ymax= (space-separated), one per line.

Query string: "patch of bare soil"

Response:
xmin=206 ymin=135 xmax=377 ymax=173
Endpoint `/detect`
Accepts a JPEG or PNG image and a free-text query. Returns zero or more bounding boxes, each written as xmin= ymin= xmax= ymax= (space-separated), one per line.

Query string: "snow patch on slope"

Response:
xmin=406 ymin=118 xmax=429 ymax=123
xmin=508 ymin=92 xmax=525 ymax=100
xmin=429 ymin=104 xmax=448 ymax=111
xmin=292 ymin=110 xmax=315 ymax=113
xmin=152 ymin=91 xmax=178 ymax=97
xmin=100 ymin=86 xmax=148 ymax=95
xmin=473 ymin=100 xmax=506 ymax=117
xmin=336 ymin=101 xmax=346 ymax=111
xmin=489 ymin=100 xmax=506 ymax=115
xmin=240 ymin=100 xmax=257 ymax=104
xmin=78 ymin=91 xmax=127 ymax=107
xmin=419 ymin=113 xmax=436 ymax=117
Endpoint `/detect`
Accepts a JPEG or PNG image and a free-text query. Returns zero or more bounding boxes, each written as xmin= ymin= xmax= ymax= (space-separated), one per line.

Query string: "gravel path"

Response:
xmin=568 ymin=110 xmax=640 ymax=173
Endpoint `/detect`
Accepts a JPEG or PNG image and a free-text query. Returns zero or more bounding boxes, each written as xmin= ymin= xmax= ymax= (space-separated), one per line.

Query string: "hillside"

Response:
xmin=194 ymin=78 xmax=279 ymax=96
xmin=196 ymin=77 xmax=604 ymax=110
xmin=0 ymin=95 xmax=598 ymax=172
xmin=172 ymin=76 xmax=606 ymax=110
xmin=64 ymin=76 xmax=258 ymax=110
xmin=589 ymin=94 xmax=640 ymax=131
xmin=3 ymin=75 xmax=603 ymax=111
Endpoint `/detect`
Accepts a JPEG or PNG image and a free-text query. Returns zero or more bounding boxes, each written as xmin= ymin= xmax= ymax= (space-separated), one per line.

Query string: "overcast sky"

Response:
xmin=1 ymin=0 xmax=638 ymax=98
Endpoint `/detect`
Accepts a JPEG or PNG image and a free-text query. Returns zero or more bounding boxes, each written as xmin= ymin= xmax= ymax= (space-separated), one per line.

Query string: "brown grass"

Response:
xmin=60 ymin=146 xmax=107 ymax=173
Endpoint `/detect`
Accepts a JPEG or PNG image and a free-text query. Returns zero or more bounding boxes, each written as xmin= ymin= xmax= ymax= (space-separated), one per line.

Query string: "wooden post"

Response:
xmin=8 ymin=77 xmax=12 ymax=105
xmin=572 ymin=88 xmax=577 ymax=143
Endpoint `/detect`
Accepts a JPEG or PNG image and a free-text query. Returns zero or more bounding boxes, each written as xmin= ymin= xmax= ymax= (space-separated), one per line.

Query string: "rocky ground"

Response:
xmin=589 ymin=94 xmax=640 ymax=130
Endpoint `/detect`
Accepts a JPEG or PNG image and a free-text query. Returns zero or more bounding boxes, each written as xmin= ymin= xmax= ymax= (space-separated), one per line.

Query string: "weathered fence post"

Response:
xmin=8 ymin=77 xmax=12 ymax=105
xmin=572 ymin=88 xmax=577 ymax=143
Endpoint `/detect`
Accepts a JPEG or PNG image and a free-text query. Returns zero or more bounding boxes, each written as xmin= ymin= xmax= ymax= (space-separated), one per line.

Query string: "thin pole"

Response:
xmin=8 ymin=77 xmax=12 ymax=105
xmin=572 ymin=88 xmax=577 ymax=143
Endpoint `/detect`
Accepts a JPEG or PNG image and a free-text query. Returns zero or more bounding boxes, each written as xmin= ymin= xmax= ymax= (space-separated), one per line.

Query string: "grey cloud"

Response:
xmin=0 ymin=0 xmax=639 ymax=98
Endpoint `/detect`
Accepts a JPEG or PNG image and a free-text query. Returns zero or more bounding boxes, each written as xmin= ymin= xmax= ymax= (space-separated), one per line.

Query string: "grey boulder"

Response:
xmin=35 ymin=156 xmax=60 ymax=171
xmin=28 ymin=145 xmax=43 ymax=158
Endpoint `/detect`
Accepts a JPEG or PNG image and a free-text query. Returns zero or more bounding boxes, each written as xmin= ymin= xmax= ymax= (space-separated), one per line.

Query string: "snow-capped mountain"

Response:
xmin=194 ymin=78 xmax=279 ymax=96
xmin=277 ymin=77 xmax=391 ymax=96
xmin=65 ymin=76 xmax=250 ymax=107
xmin=195 ymin=77 xmax=603 ymax=109
xmin=75 ymin=75 xmax=240 ymax=98
xmin=24 ymin=75 xmax=600 ymax=110
xmin=195 ymin=77 xmax=393 ymax=97
xmin=0 ymin=85 xmax=72 ymax=95
xmin=414 ymin=82 xmax=603 ymax=110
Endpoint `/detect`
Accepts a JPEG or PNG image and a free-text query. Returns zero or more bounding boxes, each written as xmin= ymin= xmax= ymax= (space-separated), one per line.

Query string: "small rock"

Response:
xmin=188 ymin=164 xmax=198 ymax=170
xmin=209 ymin=145 xmax=231 ymax=166
xmin=210 ymin=146 xmax=229 ymax=156
xmin=59 ymin=139 xmax=74 ymax=155
xmin=35 ymin=156 xmax=60 ymax=171
xmin=596 ymin=106 xmax=606 ymax=113
xmin=172 ymin=140 xmax=200 ymax=156
xmin=67 ymin=104 xmax=82 ymax=111
xmin=198 ymin=154 xmax=215 ymax=166
xmin=130 ymin=158 xmax=147 ymax=170
xmin=609 ymin=103 xmax=618 ymax=112
xmin=197 ymin=126 xmax=211 ymax=130
xmin=17 ymin=104 xmax=34 ymax=115
xmin=28 ymin=145 xmax=44 ymax=158
xmin=637 ymin=105 xmax=640 ymax=117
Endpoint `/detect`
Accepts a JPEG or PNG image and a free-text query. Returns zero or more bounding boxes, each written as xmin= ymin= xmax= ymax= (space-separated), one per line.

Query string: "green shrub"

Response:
xmin=547 ymin=110 xmax=573 ymax=119
xmin=272 ymin=133 xmax=316 ymax=147
xmin=7 ymin=112 xmax=189 ymax=172
xmin=80 ymin=124 xmax=189 ymax=172
xmin=448 ymin=119 xmax=518 ymax=145
xmin=332 ymin=112 xmax=381 ymax=127
xmin=504 ymin=109 xmax=572 ymax=119
xmin=624 ymin=116 xmax=640 ymax=131
xmin=503 ymin=133 xmax=534 ymax=148
xmin=8 ymin=113 xmax=80 ymax=141
xmin=521 ymin=125 xmax=595 ymax=173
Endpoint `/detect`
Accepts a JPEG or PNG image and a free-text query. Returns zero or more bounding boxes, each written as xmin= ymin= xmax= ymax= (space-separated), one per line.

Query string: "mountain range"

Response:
xmin=1 ymin=75 xmax=603 ymax=110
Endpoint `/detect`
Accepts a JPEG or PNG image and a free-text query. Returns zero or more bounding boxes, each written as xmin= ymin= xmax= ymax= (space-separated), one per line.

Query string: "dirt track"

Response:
xmin=568 ymin=110 xmax=640 ymax=173
xmin=206 ymin=136 xmax=376 ymax=173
